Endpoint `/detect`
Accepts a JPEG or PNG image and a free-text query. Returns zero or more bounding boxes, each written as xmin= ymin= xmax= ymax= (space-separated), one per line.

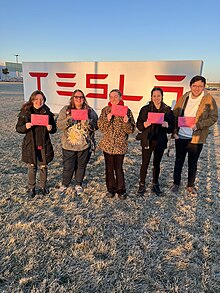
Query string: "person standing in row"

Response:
xmin=98 ymin=89 xmax=135 ymax=200
xmin=57 ymin=89 xmax=98 ymax=195
xmin=171 ymin=75 xmax=218 ymax=195
xmin=16 ymin=90 xmax=57 ymax=198
xmin=136 ymin=87 xmax=174 ymax=196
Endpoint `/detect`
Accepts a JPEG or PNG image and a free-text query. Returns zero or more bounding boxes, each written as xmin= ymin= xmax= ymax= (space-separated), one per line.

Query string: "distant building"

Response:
xmin=0 ymin=61 xmax=23 ymax=81
xmin=207 ymin=82 xmax=220 ymax=89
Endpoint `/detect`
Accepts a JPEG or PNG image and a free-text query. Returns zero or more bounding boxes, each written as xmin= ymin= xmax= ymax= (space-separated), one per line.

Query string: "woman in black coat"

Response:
xmin=16 ymin=90 xmax=57 ymax=198
xmin=136 ymin=87 xmax=174 ymax=196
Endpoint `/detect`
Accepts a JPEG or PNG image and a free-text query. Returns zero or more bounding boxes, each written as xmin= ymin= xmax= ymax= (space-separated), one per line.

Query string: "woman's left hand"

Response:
xmin=162 ymin=121 xmax=168 ymax=128
xmin=123 ymin=115 xmax=129 ymax=123
xmin=47 ymin=124 xmax=52 ymax=131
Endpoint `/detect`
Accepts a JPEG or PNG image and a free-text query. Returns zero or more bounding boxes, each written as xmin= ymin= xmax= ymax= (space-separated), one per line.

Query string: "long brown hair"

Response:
xmin=68 ymin=89 xmax=89 ymax=110
xmin=21 ymin=90 xmax=46 ymax=111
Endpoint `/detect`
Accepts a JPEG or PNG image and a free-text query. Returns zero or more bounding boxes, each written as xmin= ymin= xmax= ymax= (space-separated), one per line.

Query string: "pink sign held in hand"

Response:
xmin=147 ymin=112 xmax=164 ymax=124
xmin=71 ymin=109 xmax=88 ymax=120
xmin=178 ymin=117 xmax=196 ymax=127
xmin=111 ymin=104 xmax=128 ymax=117
xmin=31 ymin=114 xmax=49 ymax=126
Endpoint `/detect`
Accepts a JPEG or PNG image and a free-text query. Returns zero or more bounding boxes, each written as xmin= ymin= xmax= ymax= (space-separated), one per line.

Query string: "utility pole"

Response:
xmin=14 ymin=54 xmax=19 ymax=77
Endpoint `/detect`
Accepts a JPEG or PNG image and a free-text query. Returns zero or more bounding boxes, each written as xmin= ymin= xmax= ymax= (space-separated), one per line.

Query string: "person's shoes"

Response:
xmin=106 ymin=192 xmax=115 ymax=198
xmin=28 ymin=188 xmax=36 ymax=198
xmin=40 ymin=187 xmax=50 ymax=195
xmin=137 ymin=182 xmax=145 ymax=196
xmin=58 ymin=185 xmax=67 ymax=193
xmin=186 ymin=186 xmax=197 ymax=195
xmin=152 ymin=184 xmax=163 ymax=195
xmin=170 ymin=184 xmax=179 ymax=193
xmin=75 ymin=185 xmax=84 ymax=196
xmin=118 ymin=192 xmax=127 ymax=200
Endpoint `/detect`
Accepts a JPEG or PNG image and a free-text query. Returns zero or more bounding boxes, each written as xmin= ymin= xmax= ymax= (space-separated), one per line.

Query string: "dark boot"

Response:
xmin=40 ymin=187 xmax=50 ymax=195
xmin=152 ymin=184 xmax=163 ymax=195
xmin=137 ymin=182 xmax=145 ymax=196
xmin=28 ymin=188 xmax=36 ymax=198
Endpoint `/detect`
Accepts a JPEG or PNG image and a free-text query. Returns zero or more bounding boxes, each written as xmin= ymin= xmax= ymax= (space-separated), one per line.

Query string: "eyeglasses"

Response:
xmin=74 ymin=96 xmax=84 ymax=99
xmin=191 ymin=85 xmax=204 ymax=89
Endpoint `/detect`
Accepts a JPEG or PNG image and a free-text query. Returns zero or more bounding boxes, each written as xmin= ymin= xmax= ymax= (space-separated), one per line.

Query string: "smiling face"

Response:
xmin=32 ymin=94 xmax=45 ymax=109
xmin=73 ymin=91 xmax=84 ymax=109
xmin=109 ymin=91 xmax=121 ymax=105
xmin=190 ymin=80 xmax=205 ymax=98
xmin=151 ymin=90 xmax=163 ymax=107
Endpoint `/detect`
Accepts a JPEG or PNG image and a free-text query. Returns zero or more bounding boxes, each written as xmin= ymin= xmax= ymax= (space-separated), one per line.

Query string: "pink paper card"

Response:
xmin=147 ymin=112 xmax=164 ymax=124
xmin=178 ymin=117 xmax=196 ymax=127
xmin=31 ymin=114 xmax=49 ymax=126
xmin=111 ymin=104 xmax=128 ymax=117
xmin=71 ymin=109 xmax=88 ymax=120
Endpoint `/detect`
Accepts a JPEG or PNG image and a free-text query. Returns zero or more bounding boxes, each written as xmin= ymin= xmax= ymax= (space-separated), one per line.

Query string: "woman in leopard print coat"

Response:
xmin=98 ymin=89 xmax=135 ymax=200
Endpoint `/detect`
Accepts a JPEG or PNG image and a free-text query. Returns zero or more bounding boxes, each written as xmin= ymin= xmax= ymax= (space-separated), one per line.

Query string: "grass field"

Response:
xmin=0 ymin=83 xmax=220 ymax=292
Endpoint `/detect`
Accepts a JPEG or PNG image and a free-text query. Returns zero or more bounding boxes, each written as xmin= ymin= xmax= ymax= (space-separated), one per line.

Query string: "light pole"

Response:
xmin=14 ymin=54 xmax=19 ymax=77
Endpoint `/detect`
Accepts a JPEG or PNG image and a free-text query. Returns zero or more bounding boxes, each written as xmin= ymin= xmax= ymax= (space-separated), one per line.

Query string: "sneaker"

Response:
xmin=170 ymin=184 xmax=179 ymax=193
xmin=75 ymin=185 xmax=83 ymax=196
xmin=186 ymin=186 xmax=197 ymax=195
xmin=137 ymin=183 xmax=145 ymax=196
xmin=59 ymin=185 xmax=67 ymax=192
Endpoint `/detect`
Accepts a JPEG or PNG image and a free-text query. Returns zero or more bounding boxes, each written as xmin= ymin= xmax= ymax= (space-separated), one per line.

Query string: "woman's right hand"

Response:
xmin=26 ymin=122 xmax=32 ymax=129
xmin=143 ymin=121 xmax=151 ymax=128
xmin=173 ymin=133 xmax=179 ymax=139
xmin=107 ymin=113 xmax=113 ymax=122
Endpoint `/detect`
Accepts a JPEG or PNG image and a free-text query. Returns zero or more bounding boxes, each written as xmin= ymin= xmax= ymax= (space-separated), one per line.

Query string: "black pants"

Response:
xmin=173 ymin=138 xmax=203 ymax=187
xmin=140 ymin=141 xmax=164 ymax=185
xmin=103 ymin=152 xmax=126 ymax=194
xmin=62 ymin=147 xmax=91 ymax=187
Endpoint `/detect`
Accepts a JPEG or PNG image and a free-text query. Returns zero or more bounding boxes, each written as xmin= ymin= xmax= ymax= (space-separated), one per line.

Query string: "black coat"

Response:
xmin=136 ymin=102 xmax=174 ymax=149
xmin=16 ymin=105 xmax=57 ymax=164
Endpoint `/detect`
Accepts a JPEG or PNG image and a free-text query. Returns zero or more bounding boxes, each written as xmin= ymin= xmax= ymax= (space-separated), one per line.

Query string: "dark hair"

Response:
xmin=151 ymin=87 xmax=163 ymax=97
xmin=21 ymin=90 xmax=46 ymax=111
xmin=190 ymin=75 xmax=206 ymax=86
xmin=69 ymin=89 xmax=88 ymax=109
xmin=109 ymin=89 xmax=122 ymax=98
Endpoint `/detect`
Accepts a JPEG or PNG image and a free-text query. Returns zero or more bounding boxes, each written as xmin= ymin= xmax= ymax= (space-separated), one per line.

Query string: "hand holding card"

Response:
xmin=178 ymin=117 xmax=196 ymax=128
xmin=71 ymin=109 xmax=88 ymax=120
xmin=111 ymin=104 xmax=128 ymax=117
xmin=31 ymin=114 xmax=49 ymax=126
xmin=147 ymin=112 xmax=164 ymax=124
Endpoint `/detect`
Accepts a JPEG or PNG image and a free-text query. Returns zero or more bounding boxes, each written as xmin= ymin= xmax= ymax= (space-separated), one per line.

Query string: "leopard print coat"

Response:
xmin=98 ymin=106 xmax=135 ymax=155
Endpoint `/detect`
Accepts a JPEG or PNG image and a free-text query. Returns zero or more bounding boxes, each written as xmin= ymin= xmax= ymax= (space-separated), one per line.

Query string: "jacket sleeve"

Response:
xmin=165 ymin=108 xmax=175 ymax=134
xmin=48 ymin=113 xmax=57 ymax=134
xmin=97 ymin=107 xmax=112 ymax=132
xmin=56 ymin=106 xmax=72 ymax=130
xmin=196 ymin=97 xmax=218 ymax=129
xmin=122 ymin=108 xmax=135 ymax=134
xmin=89 ymin=108 xmax=98 ymax=131
xmin=16 ymin=112 xmax=30 ymax=134
xmin=136 ymin=106 xmax=147 ymax=131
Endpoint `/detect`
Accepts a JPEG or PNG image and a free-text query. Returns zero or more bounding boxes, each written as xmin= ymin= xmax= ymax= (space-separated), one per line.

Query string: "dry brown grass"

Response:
xmin=0 ymin=83 xmax=220 ymax=292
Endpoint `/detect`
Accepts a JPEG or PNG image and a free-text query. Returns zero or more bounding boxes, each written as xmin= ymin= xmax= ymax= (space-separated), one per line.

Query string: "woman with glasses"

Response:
xmin=171 ymin=75 xmax=218 ymax=195
xmin=136 ymin=87 xmax=174 ymax=196
xmin=57 ymin=89 xmax=98 ymax=195
xmin=98 ymin=89 xmax=135 ymax=200
xmin=16 ymin=90 xmax=57 ymax=198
